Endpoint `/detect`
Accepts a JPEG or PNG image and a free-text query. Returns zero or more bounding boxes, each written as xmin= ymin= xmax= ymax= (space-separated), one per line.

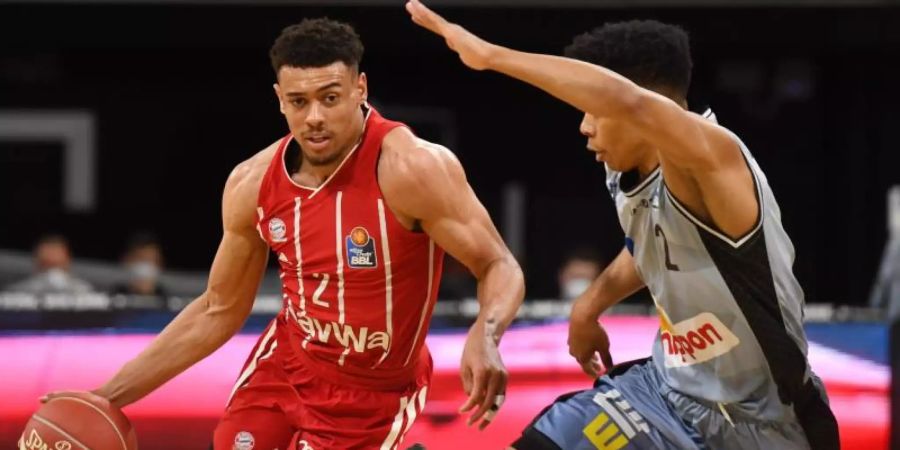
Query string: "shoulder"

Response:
xmin=223 ymin=139 xmax=282 ymax=228
xmin=378 ymin=127 xmax=468 ymax=218
xmin=379 ymin=127 xmax=466 ymax=191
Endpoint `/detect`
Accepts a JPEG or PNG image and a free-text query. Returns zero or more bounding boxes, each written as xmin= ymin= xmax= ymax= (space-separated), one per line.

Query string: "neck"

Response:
xmin=637 ymin=153 xmax=659 ymax=178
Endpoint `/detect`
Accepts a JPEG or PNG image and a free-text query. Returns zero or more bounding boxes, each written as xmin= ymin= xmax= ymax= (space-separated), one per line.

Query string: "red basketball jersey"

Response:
xmin=256 ymin=107 xmax=445 ymax=389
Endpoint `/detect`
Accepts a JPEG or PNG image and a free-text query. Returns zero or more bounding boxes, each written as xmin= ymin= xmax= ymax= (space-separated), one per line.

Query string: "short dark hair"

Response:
xmin=564 ymin=20 xmax=692 ymax=98
xmin=269 ymin=18 xmax=364 ymax=76
xmin=34 ymin=234 xmax=68 ymax=250
xmin=562 ymin=247 xmax=604 ymax=266
xmin=123 ymin=231 xmax=161 ymax=254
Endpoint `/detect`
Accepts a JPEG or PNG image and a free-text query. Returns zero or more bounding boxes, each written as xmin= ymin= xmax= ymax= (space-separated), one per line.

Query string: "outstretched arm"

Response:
xmin=406 ymin=0 xmax=758 ymax=239
xmin=405 ymin=0 xmax=732 ymax=171
xmin=77 ymin=159 xmax=269 ymax=408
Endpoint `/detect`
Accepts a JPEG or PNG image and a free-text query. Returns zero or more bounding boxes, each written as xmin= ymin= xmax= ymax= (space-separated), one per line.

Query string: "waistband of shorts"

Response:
xmin=287 ymin=338 xmax=432 ymax=391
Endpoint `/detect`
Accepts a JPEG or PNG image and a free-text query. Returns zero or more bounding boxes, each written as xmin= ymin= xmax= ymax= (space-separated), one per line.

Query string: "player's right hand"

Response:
xmin=568 ymin=315 xmax=613 ymax=379
xmin=405 ymin=0 xmax=497 ymax=71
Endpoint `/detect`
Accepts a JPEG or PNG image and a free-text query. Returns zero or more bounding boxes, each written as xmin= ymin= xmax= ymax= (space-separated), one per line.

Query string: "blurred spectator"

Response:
xmin=111 ymin=233 xmax=168 ymax=298
xmin=4 ymin=234 xmax=94 ymax=295
xmin=558 ymin=248 xmax=605 ymax=301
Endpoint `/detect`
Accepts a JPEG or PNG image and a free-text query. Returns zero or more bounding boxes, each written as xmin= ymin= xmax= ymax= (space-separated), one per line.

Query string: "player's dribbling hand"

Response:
xmin=405 ymin=0 xmax=497 ymax=71
xmin=39 ymin=390 xmax=106 ymax=404
xmin=568 ymin=314 xmax=614 ymax=379
xmin=458 ymin=319 xmax=508 ymax=430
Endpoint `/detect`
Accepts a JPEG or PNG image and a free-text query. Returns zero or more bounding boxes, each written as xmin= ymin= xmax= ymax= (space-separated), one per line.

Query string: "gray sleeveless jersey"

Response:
xmin=606 ymin=124 xmax=812 ymax=422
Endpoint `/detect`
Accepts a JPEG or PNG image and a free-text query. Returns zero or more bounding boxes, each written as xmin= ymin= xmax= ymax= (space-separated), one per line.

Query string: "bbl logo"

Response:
xmin=346 ymin=226 xmax=377 ymax=269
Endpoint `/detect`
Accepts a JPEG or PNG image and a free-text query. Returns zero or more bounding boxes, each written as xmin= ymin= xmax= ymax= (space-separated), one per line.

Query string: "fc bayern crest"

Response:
xmin=346 ymin=226 xmax=377 ymax=269
xmin=234 ymin=431 xmax=255 ymax=450
xmin=268 ymin=218 xmax=287 ymax=243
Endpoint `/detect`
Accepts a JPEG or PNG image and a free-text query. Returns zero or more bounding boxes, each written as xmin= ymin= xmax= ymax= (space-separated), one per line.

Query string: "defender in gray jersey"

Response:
xmin=406 ymin=2 xmax=839 ymax=449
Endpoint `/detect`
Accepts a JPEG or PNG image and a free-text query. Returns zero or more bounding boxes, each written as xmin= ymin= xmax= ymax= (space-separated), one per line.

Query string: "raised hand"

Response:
xmin=405 ymin=0 xmax=498 ymax=71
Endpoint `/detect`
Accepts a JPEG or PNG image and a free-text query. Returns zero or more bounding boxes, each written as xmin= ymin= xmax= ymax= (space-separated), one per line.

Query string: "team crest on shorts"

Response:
xmin=346 ymin=226 xmax=377 ymax=269
xmin=234 ymin=431 xmax=255 ymax=450
xmin=268 ymin=218 xmax=287 ymax=243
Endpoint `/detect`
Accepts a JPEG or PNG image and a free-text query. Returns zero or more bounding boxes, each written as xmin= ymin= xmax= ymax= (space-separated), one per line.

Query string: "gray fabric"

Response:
xmin=605 ymin=126 xmax=810 ymax=422
xmin=531 ymin=360 xmax=818 ymax=450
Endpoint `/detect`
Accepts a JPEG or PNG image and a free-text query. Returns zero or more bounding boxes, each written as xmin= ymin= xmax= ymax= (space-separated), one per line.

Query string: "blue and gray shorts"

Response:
xmin=511 ymin=358 xmax=838 ymax=450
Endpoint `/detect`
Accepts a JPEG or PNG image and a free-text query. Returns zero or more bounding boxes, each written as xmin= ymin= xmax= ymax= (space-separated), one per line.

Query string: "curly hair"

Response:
xmin=269 ymin=18 xmax=364 ymax=75
xmin=564 ymin=20 xmax=692 ymax=98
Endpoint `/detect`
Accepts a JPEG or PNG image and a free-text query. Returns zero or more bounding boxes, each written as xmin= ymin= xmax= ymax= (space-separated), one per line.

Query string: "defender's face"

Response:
xmin=274 ymin=62 xmax=367 ymax=166
xmin=579 ymin=113 xmax=648 ymax=172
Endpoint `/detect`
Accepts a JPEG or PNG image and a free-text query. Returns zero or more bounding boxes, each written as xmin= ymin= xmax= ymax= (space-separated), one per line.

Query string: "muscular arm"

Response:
xmin=381 ymin=127 xmax=524 ymax=426
xmin=405 ymin=0 xmax=759 ymax=240
xmin=486 ymin=50 xmax=737 ymax=171
xmin=483 ymin=50 xmax=758 ymax=238
xmin=381 ymin=128 xmax=524 ymax=343
xmin=94 ymin=159 xmax=269 ymax=408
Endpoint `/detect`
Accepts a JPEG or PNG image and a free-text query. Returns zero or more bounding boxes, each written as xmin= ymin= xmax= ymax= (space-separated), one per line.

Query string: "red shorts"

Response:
xmin=213 ymin=323 xmax=432 ymax=450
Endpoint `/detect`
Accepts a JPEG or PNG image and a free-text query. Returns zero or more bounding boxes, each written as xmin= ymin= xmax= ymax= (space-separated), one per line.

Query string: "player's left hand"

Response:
xmin=405 ymin=0 xmax=497 ymax=71
xmin=458 ymin=319 xmax=508 ymax=430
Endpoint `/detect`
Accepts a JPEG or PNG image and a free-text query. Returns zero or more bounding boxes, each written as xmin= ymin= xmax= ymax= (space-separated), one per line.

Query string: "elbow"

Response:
xmin=481 ymin=253 xmax=526 ymax=299
xmin=617 ymin=88 xmax=653 ymax=124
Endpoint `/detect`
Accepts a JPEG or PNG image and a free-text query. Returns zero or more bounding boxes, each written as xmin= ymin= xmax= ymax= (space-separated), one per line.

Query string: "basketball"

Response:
xmin=18 ymin=392 xmax=138 ymax=450
xmin=351 ymin=227 xmax=370 ymax=246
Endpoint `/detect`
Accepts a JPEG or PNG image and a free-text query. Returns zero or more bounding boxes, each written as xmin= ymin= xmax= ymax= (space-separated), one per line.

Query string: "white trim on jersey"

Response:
xmin=336 ymin=191 xmax=351 ymax=366
xmin=281 ymin=107 xmax=372 ymax=198
xmin=374 ymin=199 xmax=395 ymax=368
xmin=294 ymin=197 xmax=311 ymax=350
xmin=662 ymin=147 xmax=765 ymax=249
xmin=702 ymin=107 xmax=718 ymax=124
xmin=404 ymin=239 xmax=434 ymax=367
xmin=255 ymin=207 xmax=266 ymax=242
xmin=380 ymin=394 xmax=409 ymax=450
xmin=621 ymin=166 xmax=661 ymax=198
xmin=227 ymin=321 xmax=277 ymax=405
xmin=294 ymin=197 xmax=307 ymax=314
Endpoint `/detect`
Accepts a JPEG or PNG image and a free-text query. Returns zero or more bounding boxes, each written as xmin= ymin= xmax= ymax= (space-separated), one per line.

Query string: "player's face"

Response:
xmin=274 ymin=62 xmax=368 ymax=166
xmin=579 ymin=113 xmax=652 ymax=172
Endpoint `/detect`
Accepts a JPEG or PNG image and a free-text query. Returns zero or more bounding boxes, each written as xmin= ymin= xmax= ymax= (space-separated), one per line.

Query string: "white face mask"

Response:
xmin=45 ymin=268 xmax=69 ymax=288
xmin=128 ymin=262 xmax=160 ymax=282
xmin=562 ymin=278 xmax=592 ymax=300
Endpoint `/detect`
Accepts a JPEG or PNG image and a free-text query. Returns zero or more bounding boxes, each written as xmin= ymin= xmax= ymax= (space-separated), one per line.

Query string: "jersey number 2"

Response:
xmin=654 ymin=224 xmax=680 ymax=271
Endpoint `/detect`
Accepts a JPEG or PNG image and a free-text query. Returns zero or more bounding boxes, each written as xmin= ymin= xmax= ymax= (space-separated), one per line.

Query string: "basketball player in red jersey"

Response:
xmin=42 ymin=18 xmax=524 ymax=449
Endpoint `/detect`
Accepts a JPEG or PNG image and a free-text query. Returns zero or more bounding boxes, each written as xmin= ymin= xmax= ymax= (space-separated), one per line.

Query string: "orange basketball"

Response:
xmin=19 ymin=392 xmax=138 ymax=450
xmin=350 ymin=227 xmax=369 ymax=246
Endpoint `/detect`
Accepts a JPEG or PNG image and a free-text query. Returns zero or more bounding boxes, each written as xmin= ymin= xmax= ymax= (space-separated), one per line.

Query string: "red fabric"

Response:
xmin=215 ymin=322 xmax=431 ymax=450
xmin=255 ymin=106 xmax=444 ymax=389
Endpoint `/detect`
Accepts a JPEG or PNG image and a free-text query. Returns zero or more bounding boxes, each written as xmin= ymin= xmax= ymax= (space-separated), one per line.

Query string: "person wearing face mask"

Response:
xmin=40 ymin=19 xmax=524 ymax=450
xmin=406 ymin=2 xmax=839 ymax=448
xmin=557 ymin=248 xmax=605 ymax=302
xmin=4 ymin=234 xmax=94 ymax=295
xmin=111 ymin=233 xmax=168 ymax=299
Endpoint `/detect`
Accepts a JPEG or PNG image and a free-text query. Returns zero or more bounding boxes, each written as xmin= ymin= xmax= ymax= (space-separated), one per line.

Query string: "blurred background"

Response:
xmin=1 ymin=0 xmax=899 ymax=449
